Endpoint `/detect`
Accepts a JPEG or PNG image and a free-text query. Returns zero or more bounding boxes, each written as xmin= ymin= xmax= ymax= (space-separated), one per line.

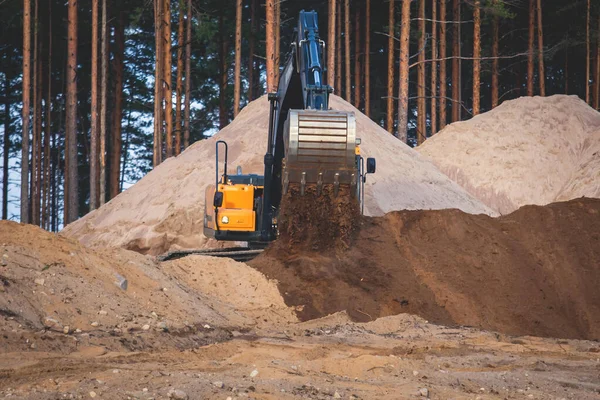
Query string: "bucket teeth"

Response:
xmin=300 ymin=172 xmax=307 ymax=196
xmin=333 ymin=173 xmax=340 ymax=197
xmin=317 ymin=173 xmax=323 ymax=196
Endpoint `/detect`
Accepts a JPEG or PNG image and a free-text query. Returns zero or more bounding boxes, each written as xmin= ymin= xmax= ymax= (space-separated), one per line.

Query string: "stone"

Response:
xmin=419 ymin=388 xmax=429 ymax=397
xmin=34 ymin=278 xmax=45 ymax=286
xmin=142 ymin=324 xmax=151 ymax=331
xmin=98 ymin=310 xmax=108 ymax=316
xmin=250 ymin=369 xmax=259 ymax=378
xmin=112 ymin=369 xmax=120 ymax=374
xmin=63 ymin=326 xmax=70 ymax=334
xmin=89 ymin=392 xmax=97 ymax=398
xmin=212 ymin=381 xmax=224 ymax=389
xmin=151 ymin=312 xmax=158 ymax=318
xmin=412 ymin=370 xmax=419 ymax=376
xmin=90 ymin=321 xmax=99 ymax=327
xmin=114 ymin=273 xmax=128 ymax=290
xmin=43 ymin=317 xmax=61 ymax=330
xmin=334 ymin=391 xmax=342 ymax=398
xmin=167 ymin=389 xmax=188 ymax=400
xmin=158 ymin=321 xmax=168 ymax=330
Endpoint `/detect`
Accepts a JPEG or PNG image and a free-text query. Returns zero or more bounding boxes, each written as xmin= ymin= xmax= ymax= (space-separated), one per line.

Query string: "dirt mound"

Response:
xmin=249 ymin=198 xmax=600 ymax=340
xmin=62 ymin=95 xmax=493 ymax=255
xmin=418 ymin=95 xmax=600 ymax=214
xmin=0 ymin=221 xmax=293 ymax=335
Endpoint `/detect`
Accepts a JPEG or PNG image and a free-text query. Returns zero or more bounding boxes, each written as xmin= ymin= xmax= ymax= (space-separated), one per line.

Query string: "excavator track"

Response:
xmin=157 ymin=247 xmax=263 ymax=262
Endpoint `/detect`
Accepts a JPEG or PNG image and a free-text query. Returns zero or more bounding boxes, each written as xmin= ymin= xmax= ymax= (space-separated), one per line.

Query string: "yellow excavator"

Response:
xmin=202 ymin=10 xmax=376 ymax=247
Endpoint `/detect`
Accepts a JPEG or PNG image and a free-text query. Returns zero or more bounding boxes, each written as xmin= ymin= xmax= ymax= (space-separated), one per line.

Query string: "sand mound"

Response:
xmin=249 ymin=198 xmax=600 ymax=340
xmin=62 ymin=95 xmax=493 ymax=255
xmin=0 ymin=221 xmax=293 ymax=334
xmin=418 ymin=95 xmax=600 ymax=214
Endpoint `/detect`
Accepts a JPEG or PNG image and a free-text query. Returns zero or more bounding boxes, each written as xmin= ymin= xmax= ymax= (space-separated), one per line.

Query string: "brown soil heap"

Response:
xmin=250 ymin=197 xmax=600 ymax=340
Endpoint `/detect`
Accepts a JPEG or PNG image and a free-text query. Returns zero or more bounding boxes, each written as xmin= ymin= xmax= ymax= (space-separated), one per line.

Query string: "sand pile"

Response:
xmin=418 ymin=95 xmax=600 ymax=214
xmin=249 ymin=197 xmax=600 ymax=340
xmin=0 ymin=221 xmax=294 ymax=336
xmin=62 ymin=95 xmax=493 ymax=255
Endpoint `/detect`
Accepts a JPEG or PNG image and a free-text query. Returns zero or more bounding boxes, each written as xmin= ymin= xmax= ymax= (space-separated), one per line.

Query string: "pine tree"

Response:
xmin=431 ymin=0 xmax=438 ymax=134
xmin=163 ymin=0 xmax=174 ymax=157
xmin=110 ymin=12 xmax=125 ymax=199
xmin=266 ymin=0 xmax=276 ymax=92
xmin=527 ymin=0 xmax=535 ymax=96
xmin=386 ymin=0 xmax=394 ymax=133
xmin=417 ymin=0 xmax=426 ymax=144
xmin=21 ymin=0 xmax=32 ymax=223
xmin=439 ymin=0 xmax=447 ymax=129
xmin=335 ymin=0 xmax=342 ymax=96
xmin=397 ymin=0 xmax=411 ymax=143
xmin=344 ymin=0 xmax=351 ymax=101
xmin=472 ymin=0 xmax=481 ymax=116
xmin=90 ymin=0 xmax=99 ymax=210
xmin=586 ymin=0 xmax=590 ymax=104
xmin=233 ymin=0 xmax=242 ymax=117
xmin=327 ymin=0 xmax=336 ymax=88
xmin=364 ymin=0 xmax=371 ymax=117
xmin=536 ymin=0 xmax=545 ymax=96
xmin=354 ymin=6 xmax=361 ymax=109
xmin=65 ymin=0 xmax=78 ymax=223
xmin=175 ymin=0 xmax=185 ymax=153
xmin=184 ymin=0 xmax=191 ymax=149
xmin=248 ymin=0 xmax=257 ymax=101
xmin=452 ymin=0 xmax=461 ymax=122
xmin=491 ymin=0 xmax=499 ymax=108
xmin=153 ymin=0 xmax=164 ymax=167
xmin=100 ymin=0 xmax=108 ymax=206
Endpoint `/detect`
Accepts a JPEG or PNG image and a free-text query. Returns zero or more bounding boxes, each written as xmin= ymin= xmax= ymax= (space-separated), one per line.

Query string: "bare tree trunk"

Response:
xmin=439 ymin=0 xmax=447 ymax=130
xmin=65 ymin=0 xmax=78 ymax=223
xmin=100 ymin=0 xmax=107 ymax=206
xmin=344 ymin=0 xmax=351 ymax=101
xmin=42 ymin=8 xmax=51 ymax=228
xmin=218 ymin=12 xmax=228 ymax=129
xmin=491 ymin=0 xmax=499 ymax=108
xmin=364 ymin=0 xmax=370 ymax=117
xmin=163 ymin=0 xmax=173 ymax=158
xmin=565 ymin=45 xmax=569 ymax=94
xmin=266 ymin=0 xmax=275 ymax=92
xmin=274 ymin=0 xmax=280 ymax=85
xmin=32 ymin=0 xmax=40 ymax=225
xmin=90 ymin=0 xmax=99 ymax=210
xmin=354 ymin=5 xmax=361 ymax=109
xmin=472 ymin=0 xmax=481 ymax=116
xmin=596 ymin=14 xmax=600 ymax=109
xmin=3 ymin=75 xmax=9 ymax=220
xmin=335 ymin=0 xmax=342 ymax=96
xmin=184 ymin=0 xmax=191 ymax=149
xmin=417 ymin=0 xmax=426 ymax=144
xmin=452 ymin=0 xmax=460 ymax=122
xmin=527 ymin=0 xmax=535 ymax=96
xmin=175 ymin=0 xmax=185 ymax=154
xmin=397 ymin=0 xmax=411 ymax=144
xmin=21 ymin=0 xmax=32 ymax=223
xmin=586 ymin=0 xmax=590 ymax=104
xmin=233 ymin=0 xmax=242 ymax=117
xmin=153 ymin=0 xmax=164 ymax=166
xmin=248 ymin=0 xmax=256 ymax=101
xmin=110 ymin=12 xmax=125 ymax=200
xmin=327 ymin=0 xmax=336 ymax=87
xmin=430 ymin=0 xmax=438 ymax=134
xmin=386 ymin=0 xmax=394 ymax=133
xmin=536 ymin=0 xmax=545 ymax=96
xmin=35 ymin=42 xmax=43 ymax=226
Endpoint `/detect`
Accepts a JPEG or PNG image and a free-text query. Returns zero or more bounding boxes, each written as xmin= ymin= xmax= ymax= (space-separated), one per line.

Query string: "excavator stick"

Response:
xmin=283 ymin=109 xmax=358 ymax=197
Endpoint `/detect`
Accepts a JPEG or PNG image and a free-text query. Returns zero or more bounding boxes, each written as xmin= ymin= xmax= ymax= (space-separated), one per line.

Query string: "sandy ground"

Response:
xmin=62 ymin=95 xmax=493 ymax=256
xmin=2 ymin=313 xmax=600 ymax=399
xmin=418 ymin=95 xmax=600 ymax=215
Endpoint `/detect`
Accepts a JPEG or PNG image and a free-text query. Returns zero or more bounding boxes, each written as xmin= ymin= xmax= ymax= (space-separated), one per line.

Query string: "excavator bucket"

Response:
xmin=283 ymin=109 xmax=358 ymax=197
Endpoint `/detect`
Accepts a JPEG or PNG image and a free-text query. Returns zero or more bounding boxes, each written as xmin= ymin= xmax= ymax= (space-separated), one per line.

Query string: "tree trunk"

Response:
xmin=430 ymin=0 xmax=438 ymax=134
xmin=452 ymin=0 xmax=460 ymax=122
xmin=218 ymin=12 xmax=228 ymax=129
xmin=274 ymin=0 xmax=280 ymax=85
xmin=21 ymin=0 xmax=32 ymax=224
xmin=3 ymin=76 xmax=9 ymax=220
xmin=386 ymin=0 xmax=394 ymax=133
xmin=596 ymin=14 xmax=600 ymax=109
xmin=354 ymin=5 xmax=361 ymax=109
xmin=565 ymin=45 xmax=569 ymax=94
xmin=266 ymin=0 xmax=276 ymax=92
xmin=397 ymin=0 xmax=411 ymax=143
xmin=327 ymin=0 xmax=336 ymax=88
xmin=35 ymin=42 xmax=43 ymax=226
xmin=65 ymin=0 xmax=78 ymax=223
xmin=417 ymin=0 xmax=426 ymax=144
xmin=110 ymin=12 xmax=125 ymax=200
xmin=90 ymin=0 xmax=99 ymax=210
xmin=175 ymin=0 xmax=185 ymax=154
xmin=248 ymin=0 xmax=257 ymax=101
xmin=163 ymin=0 xmax=173 ymax=158
xmin=472 ymin=0 xmax=481 ymax=116
xmin=42 ymin=6 xmax=51 ymax=229
xmin=439 ymin=0 xmax=447 ymax=129
xmin=586 ymin=0 xmax=590 ymax=104
xmin=153 ymin=0 xmax=164 ymax=166
xmin=100 ymin=0 xmax=107 ymax=206
xmin=364 ymin=0 xmax=370 ymax=117
xmin=233 ymin=0 xmax=242 ymax=117
xmin=184 ymin=0 xmax=191 ymax=149
xmin=344 ymin=0 xmax=350 ymax=101
xmin=491 ymin=0 xmax=499 ymax=108
xmin=527 ymin=0 xmax=535 ymax=96
xmin=335 ymin=0 xmax=342 ymax=96
xmin=536 ymin=0 xmax=545 ymax=96
xmin=32 ymin=0 xmax=40 ymax=225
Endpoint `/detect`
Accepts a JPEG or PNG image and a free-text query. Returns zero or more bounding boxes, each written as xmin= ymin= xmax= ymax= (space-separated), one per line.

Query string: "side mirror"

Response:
xmin=366 ymin=157 xmax=376 ymax=174
xmin=213 ymin=192 xmax=224 ymax=207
